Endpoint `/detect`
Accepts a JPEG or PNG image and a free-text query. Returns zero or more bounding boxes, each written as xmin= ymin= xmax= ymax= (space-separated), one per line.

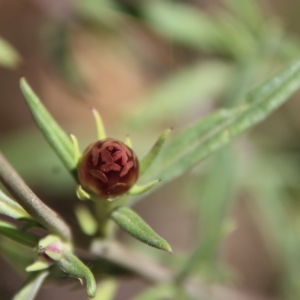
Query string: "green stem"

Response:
xmin=0 ymin=151 xmax=72 ymax=242
xmin=94 ymin=201 xmax=114 ymax=238
xmin=94 ymin=194 xmax=131 ymax=238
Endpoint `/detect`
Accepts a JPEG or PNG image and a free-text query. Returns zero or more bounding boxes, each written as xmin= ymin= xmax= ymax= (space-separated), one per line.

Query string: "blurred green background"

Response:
xmin=1 ymin=0 xmax=300 ymax=299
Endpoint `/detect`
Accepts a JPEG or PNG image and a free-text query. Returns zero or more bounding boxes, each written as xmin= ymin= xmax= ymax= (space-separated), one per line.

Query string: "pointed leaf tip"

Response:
xmin=110 ymin=207 xmax=172 ymax=253
xmin=0 ymin=37 xmax=21 ymax=69
xmin=142 ymin=60 xmax=300 ymax=188
xmin=0 ymin=189 xmax=32 ymax=220
xmin=91 ymin=107 xmax=106 ymax=140
xmin=59 ymin=251 xmax=96 ymax=298
xmin=140 ymin=128 xmax=172 ymax=175
xmin=129 ymin=179 xmax=161 ymax=195
xmin=12 ymin=270 xmax=49 ymax=300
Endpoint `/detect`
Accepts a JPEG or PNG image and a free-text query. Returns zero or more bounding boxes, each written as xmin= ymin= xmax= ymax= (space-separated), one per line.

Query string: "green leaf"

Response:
xmin=26 ymin=260 xmax=51 ymax=272
xmin=75 ymin=0 xmax=123 ymax=29
xmin=141 ymin=1 xmax=256 ymax=58
xmin=75 ymin=205 xmax=98 ymax=236
xmin=0 ymin=128 xmax=75 ymax=197
xmin=0 ymin=37 xmax=21 ymax=68
xmin=223 ymin=0 xmax=263 ymax=35
xmin=141 ymin=1 xmax=221 ymax=50
xmin=142 ymin=60 xmax=300 ymax=188
xmin=132 ymin=284 xmax=176 ymax=300
xmin=110 ymin=207 xmax=172 ymax=253
xmin=139 ymin=128 xmax=172 ymax=176
xmin=130 ymin=108 xmax=237 ymax=205
xmin=128 ymin=61 xmax=232 ymax=127
xmin=12 ymin=271 xmax=49 ymax=300
xmin=178 ymin=148 xmax=237 ymax=280
xmin=41 ymin=24 xmax=84 ymax=90
xmin=0 ymin=189 xmax=31 ymax=220
xmin=250 ymin=154 xmax=300 ymax=297
xmin=59 ymin=251 xmax=97 ymax=298
xmin=212 ymin=8 xmax=258 ymax=57
xmin=0 ymin=237 xmax=34 ymax=275
xmin=19 ymin=78 xmax=76 ymax=175
xmin=0 ymin=221 xmax=38 ymax=248
xmin=129 ymin=180 xmax=161 ymax=195
xmin=92 ymin=277 xmax=118 ymax=300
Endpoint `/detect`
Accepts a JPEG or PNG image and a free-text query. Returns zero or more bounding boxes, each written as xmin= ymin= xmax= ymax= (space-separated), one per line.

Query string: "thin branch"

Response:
xmin=0 ymin=151 xmax=72 ymax=242
xmin=90 ymin=239 xmax=173 ymax=283
xmin=89 ymin=240 xmax=273 ymax=300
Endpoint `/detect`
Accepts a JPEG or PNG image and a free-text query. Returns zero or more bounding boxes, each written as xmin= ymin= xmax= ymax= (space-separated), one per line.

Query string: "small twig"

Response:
xmin=91 ymin=240 xmax=210 ymax=298
xmin=0 ymin=151 xmax=72 ymax=242
xmin=90 ymin=240 xmax=209 ymax=298
xmin=90 ymin=239 xmax=173 ymax=283
xmin=89 ymin=240 xmax=273 ymax=300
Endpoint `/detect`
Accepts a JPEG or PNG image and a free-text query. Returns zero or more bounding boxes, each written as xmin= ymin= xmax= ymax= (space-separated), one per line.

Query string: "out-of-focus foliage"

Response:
xmin=2 ymin=0 xmax=300 ymax=299
xmin=12 ymin=271 xmax=49 ymax=300
xmin=0 ymin=37 xmax=21 ymax=69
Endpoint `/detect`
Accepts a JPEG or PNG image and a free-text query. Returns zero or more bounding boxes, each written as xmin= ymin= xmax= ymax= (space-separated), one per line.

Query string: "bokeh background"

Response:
xmin=1 ymin=0 xmax=300 ymax=299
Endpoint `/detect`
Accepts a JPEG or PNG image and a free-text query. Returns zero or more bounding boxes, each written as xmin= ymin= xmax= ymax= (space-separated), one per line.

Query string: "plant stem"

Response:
xmin=0 ymin=151 xmax=72 ymax=242
xmin=90 ymin=239 xmax=173 ymax=283
xmin=89 ymin=240 xmax=268 ymax=300
xmin=94 ymin=201 xmax=111 ymax=238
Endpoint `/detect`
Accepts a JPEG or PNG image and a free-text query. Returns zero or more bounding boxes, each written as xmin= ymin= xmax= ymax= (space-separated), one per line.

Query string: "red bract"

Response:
xmin=78 ymin=138 xmax=139 ymax=199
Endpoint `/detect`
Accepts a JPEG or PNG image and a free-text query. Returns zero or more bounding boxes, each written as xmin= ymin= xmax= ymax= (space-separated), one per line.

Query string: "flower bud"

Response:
xmin=78 ymin=138 xmax=139 ymax=199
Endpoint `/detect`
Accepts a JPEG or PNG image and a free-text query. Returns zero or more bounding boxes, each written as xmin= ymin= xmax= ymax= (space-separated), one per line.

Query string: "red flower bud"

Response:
xmin=78 ymin=138 xmax=139 ymax=199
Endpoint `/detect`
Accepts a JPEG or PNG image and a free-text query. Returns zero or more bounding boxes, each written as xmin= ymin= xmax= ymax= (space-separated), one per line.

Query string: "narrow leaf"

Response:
xmin=70 ymin=134 xmax=81 ymax=164
xmin=130 ymin=109 xmax=237 ymax=205
xmin=247 ymin=60 xmax=300 ymax=103
xmin=75 ymin=205 xmax=98 ymax=236
xmin=0 ymin=189 xmax=31 ymax=220
xmin=0 ymin=221 xmax=38 ymax=248
xmin=111 ymin=207 xmax=172 ymax=253
xmin=92 ymin=108 xmax=106 ymax=140
xmin=0 ymin=37 xmax=21 ymax=68
xmin=141 ymin=1 xmax=222 ymax=50
xmin=251 ymin=155 xmax=300 ymax=297
xmin=0 ymin=237 xmax=34 ymax=274
xmin=41 ymin=24 xmax=84 ymax=90
xmin=178 ymin=148 xmax=237 ymax=280
xmin=124 ymin=135 xmax=132 ymax=148
xmin=12 ymin=271 xmax=49 ymax=300
xmin=20 ymin=78 xmax=76 ymax=173
xmin=128 ymin=61 xmax=232 ymax=127
xmin=223 ymin=0 xmax=263 ymax=34
xmin=59 ymin=251 xmax=97 ymax=298
xmin=129 ymin=180 xmax=160 ymax=195
xmin=92 ymin=277 xmax=118 ymax=300
xmin=132 ymin=284 xmax=175 ymax=300
xmin=139 ymin=128 xmax=172 ymax=175
xmin=0 ymin=129 xmax=75 ymax=197
xmin=143 ymin=60 xmax=300 ymax=187
xmin=26 ymin=260 xmax=50 ymax=272
xmin=141 ymin=1 xmax=255 ymax=58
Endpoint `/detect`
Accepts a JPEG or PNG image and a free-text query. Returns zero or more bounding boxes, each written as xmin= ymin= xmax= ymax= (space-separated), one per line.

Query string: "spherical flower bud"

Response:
xmin=78 ymin=138 xmax=139 ymax=199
